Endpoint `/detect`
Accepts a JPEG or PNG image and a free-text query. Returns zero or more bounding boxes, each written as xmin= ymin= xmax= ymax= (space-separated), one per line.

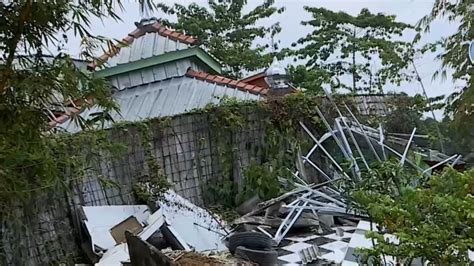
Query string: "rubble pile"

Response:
xmin=75 ymin=90 xmax=468 ymax=265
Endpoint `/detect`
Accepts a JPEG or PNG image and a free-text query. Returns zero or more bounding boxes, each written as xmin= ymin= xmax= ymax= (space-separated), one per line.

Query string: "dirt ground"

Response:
xmin=167 ymin=251 xmax=255 ymax=265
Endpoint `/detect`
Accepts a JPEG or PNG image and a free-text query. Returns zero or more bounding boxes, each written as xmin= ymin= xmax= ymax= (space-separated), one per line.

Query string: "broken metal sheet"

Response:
xmin=139 ymin=209 xmax=165 ymax=242
xmin=95 ymin=243 xmax=129 ymax=266
xmin=165 ymin=225 xmax=192 ymax=251
xmin=82 ymin=205 xmax=150 ymax=252
xmin=159 ymin=191 xmax=228 ymax=251
xmin=233 ymin=216 xmax=319 ymax=228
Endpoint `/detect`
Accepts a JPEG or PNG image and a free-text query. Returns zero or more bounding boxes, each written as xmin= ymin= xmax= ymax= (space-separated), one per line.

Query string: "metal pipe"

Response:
xmin=422 ymin=154 xmax=458 ymax=175
xmin=344 ymin=104 xmax=381 ymax=161
xmin=339 ymin=117 xmax=371 ymax=171
xmin=302 ymin=156 xmax=332 ymax=180
xmin=379 ymin=124 xmax=387 ymax=160
xmin=400 ymin=128 xmax=416 ymax=166
xmin=335 ymin=118 xmax=361 ymax=178
xmin=350 ymin=128 xmax=424 ymax=173
xmin=315 ymin=106 xmax=350 ymax=159
xmin=294 ymin=183 xmax=346 ymax=207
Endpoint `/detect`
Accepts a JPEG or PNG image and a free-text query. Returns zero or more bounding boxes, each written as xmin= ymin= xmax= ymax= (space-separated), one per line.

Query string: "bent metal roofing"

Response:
xmin=49 ymin=21 xmax=267 ymax=131
xmin=88 ymin=21 xmax=199 ymax=70
xmin=52 ymin=69 xmax=267 ymax=132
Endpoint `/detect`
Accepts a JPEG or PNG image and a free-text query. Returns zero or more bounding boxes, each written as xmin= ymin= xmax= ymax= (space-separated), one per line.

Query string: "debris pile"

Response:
xmin=223 ymin=88 xmax=465 ymax=265
xmin=76 ymin=89 xmax=468 ymax=265
xmin=79 ymin=191 xmax=232 ymax=265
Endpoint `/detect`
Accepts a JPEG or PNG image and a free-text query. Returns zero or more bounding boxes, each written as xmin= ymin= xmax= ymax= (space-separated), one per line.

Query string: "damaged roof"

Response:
xmin=50 ymin=19 xmax=270 ymax=132
xmin=88 ymin=22 xmax=200 ymax=70
xmin=56 ymin=73 xmax=264 ymax=132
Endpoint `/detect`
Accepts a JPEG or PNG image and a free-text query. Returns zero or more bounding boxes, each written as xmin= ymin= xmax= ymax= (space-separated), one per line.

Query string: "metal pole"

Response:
xmin=379 ymin=124 xmax=387 ymax=160
xmin=344 ymin=104 xmax=381 ymax=161
xmin=400 ymin=128 xmax=416 ymax=166
xmin=315 ymin=106 xmax=350 ymax=159
xmin=338 ymin=117 xmax=371 ymax=171
xmin=422 ymin=154 xmax=458 ymax=175
xmin=450 ymin=155 xmax=462 ymax=166
xmin=335 ymin=118 xmax=361 ymax=178
xmin=302 ymin=156 xmax=332 ymax=181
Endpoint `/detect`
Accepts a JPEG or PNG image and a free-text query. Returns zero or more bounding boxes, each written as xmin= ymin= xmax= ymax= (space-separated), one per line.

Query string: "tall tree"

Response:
xmin=418 ymin=0 xmax=473 ymax=136
xmin=288 ymin=7 xmax=415 ymax=93
xmin=0 ymin=0 xmax=122 ymax=216
xmin=156 ymin=0 xmax=284 ymax=79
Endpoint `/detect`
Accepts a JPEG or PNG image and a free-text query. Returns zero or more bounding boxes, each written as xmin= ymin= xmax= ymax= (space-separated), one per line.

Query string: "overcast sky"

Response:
xmin=64 ymin=0 xmax=460 ymax=118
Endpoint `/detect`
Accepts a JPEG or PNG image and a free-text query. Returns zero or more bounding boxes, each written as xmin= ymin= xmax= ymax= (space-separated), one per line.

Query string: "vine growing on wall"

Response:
xmin=128 ymin=120 xmax=171 ymax=210
xmin=1 ymin=128 xmax=127 ymax=264
xmin=200 ymin=97 xmax=248 ymax=208
xmin=197 ymin=94 xmax=327 ymax=207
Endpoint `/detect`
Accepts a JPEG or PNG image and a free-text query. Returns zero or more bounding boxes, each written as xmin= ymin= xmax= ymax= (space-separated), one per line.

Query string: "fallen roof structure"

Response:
xmin=228 ymin=88 xmax=467 ymax=265
xmin=79 ymin=190 xmax=230 ymax=265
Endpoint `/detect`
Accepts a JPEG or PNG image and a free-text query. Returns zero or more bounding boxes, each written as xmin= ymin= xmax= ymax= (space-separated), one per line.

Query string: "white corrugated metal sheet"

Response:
xmin=108 ymin=59 xmax=206 ymax=90
xmin=59 ymin=76 xmax=261 ymax=132
xmin=106 ymin=33 xmax=190 ymax=68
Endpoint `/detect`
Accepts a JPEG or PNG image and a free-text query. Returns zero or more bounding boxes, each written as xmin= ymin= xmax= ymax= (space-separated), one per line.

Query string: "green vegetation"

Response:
xmin=156 ymin=0 xmax=284 ymax=79
xmin=417 ymin=0 xmax=474 ymax=165
xmin=0 ymin=0 xmax=124 ymax=212
xmin=199 ymin=94 xmax=325 ymax=208
xmin=0 ymin=0 xmax=473 ymax=264
xmin=418 ymin=0 xmax=473 ymax=126
xmin=348 ymin=161 xmax=474 ymax=264
xmin=286 ymin=7 xmax=415 ymax=93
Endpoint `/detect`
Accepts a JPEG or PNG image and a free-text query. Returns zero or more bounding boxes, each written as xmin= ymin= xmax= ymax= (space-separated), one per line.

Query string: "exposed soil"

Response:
xmin=174 ymin=252 xmax=225 ymax=265
xmin=165 ymin=250 xmax=255 ymax=265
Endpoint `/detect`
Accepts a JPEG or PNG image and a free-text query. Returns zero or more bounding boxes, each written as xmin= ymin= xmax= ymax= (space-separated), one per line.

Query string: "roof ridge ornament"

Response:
xmin=265 ymin=57 xmax=289 ymax=93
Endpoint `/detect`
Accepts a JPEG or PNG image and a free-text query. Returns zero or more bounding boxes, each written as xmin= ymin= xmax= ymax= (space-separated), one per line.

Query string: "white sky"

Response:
xmin=63 ymin=0 xmax=460 ymax=118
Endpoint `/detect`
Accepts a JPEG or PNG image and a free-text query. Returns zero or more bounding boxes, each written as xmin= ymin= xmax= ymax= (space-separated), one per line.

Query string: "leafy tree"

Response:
xmin=418 ymin=0 xmax=473 ymax=126
xmin=0 ymin=0 xmax=123 ymax=220
xmin=381 ymin=93 xmax=427 ymax=133
xmin=439 ymin=116 xmax=474 ymax=166
xmin=156 ymin=0 xmax=284 ymax=79
xmin=288 ymin=7 xmax=415 ymax=93
xmin=418 ymin=0 xmax=473 ymax=165
xmin=287 ymin=65 xmax=330 ymax=94
xmin=349 ymin=161 xmax=474 ymax=264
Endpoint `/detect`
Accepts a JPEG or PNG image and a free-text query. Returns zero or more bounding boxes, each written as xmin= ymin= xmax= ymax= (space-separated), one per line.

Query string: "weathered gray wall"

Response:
xmin=1 ymin=108 xmax=269 ymax=265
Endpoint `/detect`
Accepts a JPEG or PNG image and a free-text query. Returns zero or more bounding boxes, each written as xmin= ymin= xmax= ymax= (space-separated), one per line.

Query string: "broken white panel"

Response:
xmin=139 ymin=208 xmax=165 ymax=241
xmin=95 ymin=243 xmax=129 ymax=266
xmin=95 ymin=209 xmax=166 ymax=266
xmin=82 ymin=205 xmax=150 ymax=251
xmin=166 ymin=225 xmax=192 ymax=251
xmin=159 ymin=191 xmax=228 ymax=251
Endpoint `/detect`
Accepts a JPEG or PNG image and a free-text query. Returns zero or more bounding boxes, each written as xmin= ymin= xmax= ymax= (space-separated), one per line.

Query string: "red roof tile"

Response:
xmin=48 ymin=98 xmax=93 ymax=129
xmin=185 ymin=68 xmax=267 ymax=96
xmin=88 ymin=21 xmax=199 ymax=70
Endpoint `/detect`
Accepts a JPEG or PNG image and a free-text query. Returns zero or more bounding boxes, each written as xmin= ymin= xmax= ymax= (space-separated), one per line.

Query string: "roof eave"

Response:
xmin=94 ymin=47 xmax=222 ymax=78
